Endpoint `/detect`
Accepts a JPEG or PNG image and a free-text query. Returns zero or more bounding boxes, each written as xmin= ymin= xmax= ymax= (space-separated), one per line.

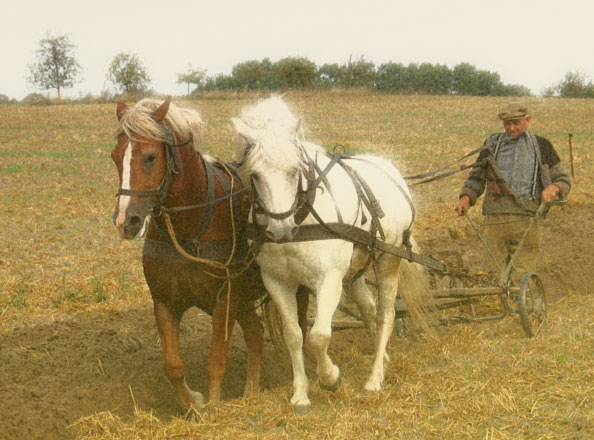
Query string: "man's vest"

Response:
xmin=483 ymin=131 xmax=552 ymax=217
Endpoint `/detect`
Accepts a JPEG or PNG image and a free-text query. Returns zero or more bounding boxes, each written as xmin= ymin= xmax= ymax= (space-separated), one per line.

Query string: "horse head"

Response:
xmin=111 ymin=97 xmax=180 ymax=239
xmin=232 ymin=97 xmax=309 ymax=242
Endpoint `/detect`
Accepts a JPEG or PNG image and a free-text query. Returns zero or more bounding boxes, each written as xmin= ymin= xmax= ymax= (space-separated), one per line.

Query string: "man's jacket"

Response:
xmin=459 ymin=132 xmax=571 ymax=216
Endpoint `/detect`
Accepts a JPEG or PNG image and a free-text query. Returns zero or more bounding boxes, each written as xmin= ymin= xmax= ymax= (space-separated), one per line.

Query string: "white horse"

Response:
xmin=232 ymin=96 xmax=419 ymax=414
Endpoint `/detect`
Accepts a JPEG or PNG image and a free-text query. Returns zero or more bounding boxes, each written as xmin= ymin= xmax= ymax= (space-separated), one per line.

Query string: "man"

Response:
xmin=455 ymin=103 xmax=571 ymax=283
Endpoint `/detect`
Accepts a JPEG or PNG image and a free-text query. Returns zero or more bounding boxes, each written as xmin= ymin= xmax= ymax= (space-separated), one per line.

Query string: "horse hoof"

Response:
xmin=293 ymin=403 xmax=312 ymax=416
xmin=191 ymin=391 xmax=206 ymax=406
xmin=364 ymin=379 xmax=382 ymax=392
xmin=320 ymin=372 xmax=342 ymax=393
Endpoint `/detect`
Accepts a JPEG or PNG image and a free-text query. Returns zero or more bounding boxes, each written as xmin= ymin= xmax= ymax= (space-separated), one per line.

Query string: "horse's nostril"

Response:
xmin=129 ymin=216 xmax=141 ymax=228
xmin=265 ymin=230 xmax=276 ymax=241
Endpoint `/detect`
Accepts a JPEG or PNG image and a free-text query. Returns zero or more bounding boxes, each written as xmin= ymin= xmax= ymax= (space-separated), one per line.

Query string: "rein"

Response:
xmin=403 ymin=141 xmax=496 ymax=186
xmin=162 ymin=187 xmax=249 ymax=213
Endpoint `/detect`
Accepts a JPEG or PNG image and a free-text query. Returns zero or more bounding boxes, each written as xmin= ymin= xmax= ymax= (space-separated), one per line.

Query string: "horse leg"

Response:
xmin=365 ymin=254 xmax=401 ymax=392
xmin=206 ymin=292 xmax=239 ymax=403
xmin=296 ymin=285 xmax=310 ymax=344
xmin=236 ymin=305 xmax=264 ymax=397
xmin=153 ymin=300 xmax=205 ymax=409
xmin=349 ymin=275 xmax=377 ymax=341
xmin=309 ymin=271 xmax=343 ymax=392
xmin=262 ymin=275 xmax=310 ymax=414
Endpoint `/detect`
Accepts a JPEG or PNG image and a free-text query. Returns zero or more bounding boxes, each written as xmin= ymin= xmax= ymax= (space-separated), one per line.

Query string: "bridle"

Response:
xmin=251 ymin=172 xmax=311 ymax=221
xmin=116 ymin=127 xmax=192 ymax=214
xmin=247 ymin=142 xmax=318 ymax=225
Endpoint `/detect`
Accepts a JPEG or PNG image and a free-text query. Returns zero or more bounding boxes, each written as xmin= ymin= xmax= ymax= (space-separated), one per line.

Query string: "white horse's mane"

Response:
xmin=117 ymin=98 xmax=203 ymax=144
xmin=235 ymin=96 xmax=306 ymax=172
xmin=239 ymin=95 xmax=300 ymax=132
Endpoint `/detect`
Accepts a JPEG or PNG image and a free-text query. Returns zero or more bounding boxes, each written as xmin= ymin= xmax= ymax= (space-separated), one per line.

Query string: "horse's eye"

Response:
xmin=144 ymin=153 xmax=157 ymax=164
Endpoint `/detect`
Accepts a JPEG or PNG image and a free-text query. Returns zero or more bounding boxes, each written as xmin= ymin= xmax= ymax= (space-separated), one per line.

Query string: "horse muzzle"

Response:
xmin=265 ymin=218 xmax=298 ymax=242
xmin=113 ymin=202 xmax=152 ymax=240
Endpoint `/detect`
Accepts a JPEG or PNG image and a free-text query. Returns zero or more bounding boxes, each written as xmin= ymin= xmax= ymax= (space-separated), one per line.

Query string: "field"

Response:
xmin=1 ymin=91 xmax=593 ymax=439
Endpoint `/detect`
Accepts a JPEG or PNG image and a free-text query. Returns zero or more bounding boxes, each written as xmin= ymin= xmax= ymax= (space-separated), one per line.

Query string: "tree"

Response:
xmin=376 ymin=62 xmax=417 ymax=92
xmin=416 ymin=63 xmax=452 ymax=94
xmin=273 ymin=57 xmax=318 ymax=89
xmin=342 ymin=55 xmax=376 ymax=88
xmin=475 ymin=70 xmax=502 ymax=96
xmin=452 ymin=63 xmax=480 ymax=95
xmin=555 ymin=71 xmax=594 ymax=98
xmin=202 ymin=74 xmax=238 ymax=91
xmin=177 ymin=65 xmax=206 ymax=95
xmin=108 ymin=52 xmax=151 ymax=95
xmin=317 ymin=63 xmax=344 ymax=88
xmin=27 ymin=31 xmax=82 ymax=99
xmin=232 ymin=58 xmax=276 ymax=90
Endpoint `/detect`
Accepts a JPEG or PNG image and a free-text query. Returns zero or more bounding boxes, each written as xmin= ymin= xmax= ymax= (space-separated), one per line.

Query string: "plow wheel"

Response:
xmin=517 ymin=273 xmax=547 ymax=337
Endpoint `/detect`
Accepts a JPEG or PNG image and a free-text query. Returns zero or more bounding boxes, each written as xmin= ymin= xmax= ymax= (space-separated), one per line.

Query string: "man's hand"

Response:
xmin=541 ymin=184 xmax=560 ymax=202
xmin=455 ymin=195 xmax=470 ymax=216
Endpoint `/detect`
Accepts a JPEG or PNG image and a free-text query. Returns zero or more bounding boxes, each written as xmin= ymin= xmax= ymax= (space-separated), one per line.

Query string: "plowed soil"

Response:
xmin=1 ymin=202 xmax=591 ymax=440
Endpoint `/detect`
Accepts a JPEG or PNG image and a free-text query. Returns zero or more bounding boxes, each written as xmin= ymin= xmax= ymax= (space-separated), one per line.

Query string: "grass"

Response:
xmin=1 ymin=90 xmax=593 ymax=438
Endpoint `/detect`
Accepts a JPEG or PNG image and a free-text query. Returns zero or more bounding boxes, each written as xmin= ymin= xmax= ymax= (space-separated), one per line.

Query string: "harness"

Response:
xmin=246 ymin=144 xmax=444 ymax=276
xmin=117 ymin=123 xmax=255 ymax=272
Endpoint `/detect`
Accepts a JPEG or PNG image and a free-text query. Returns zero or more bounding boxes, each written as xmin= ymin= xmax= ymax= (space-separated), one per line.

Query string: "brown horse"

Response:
xmin=111 ymin=97 xmax=294 ymax=409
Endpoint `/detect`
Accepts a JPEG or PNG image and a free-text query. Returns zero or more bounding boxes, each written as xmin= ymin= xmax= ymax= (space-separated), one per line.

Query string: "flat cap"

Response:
xmin=498 ymin=103 xmax=529 ymax=121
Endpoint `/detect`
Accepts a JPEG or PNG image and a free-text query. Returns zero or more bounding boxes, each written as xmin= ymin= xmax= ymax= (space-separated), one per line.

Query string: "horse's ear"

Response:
xmin=231 ymin=118 xmax=257 ymax=144
xmin=152 ymin=96 xmax=172 ymax=124
xmin=116 ymin=101 xmax=128 ymax=121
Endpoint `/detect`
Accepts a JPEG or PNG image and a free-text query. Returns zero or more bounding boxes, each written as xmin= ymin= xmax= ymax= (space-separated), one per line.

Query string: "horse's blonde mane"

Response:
xmin=116 ymin=98 xmax=203 ymax=144
xmin=236 ymin=95 xmax=306 ymax=171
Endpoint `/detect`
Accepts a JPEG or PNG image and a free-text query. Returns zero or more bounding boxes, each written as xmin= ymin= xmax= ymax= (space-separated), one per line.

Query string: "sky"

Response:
xmin=2 ymin=0 xmax=594 ymax=100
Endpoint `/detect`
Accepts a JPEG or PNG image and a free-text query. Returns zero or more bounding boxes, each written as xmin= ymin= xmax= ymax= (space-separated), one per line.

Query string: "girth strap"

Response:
xmin=246 ymin=222 xmax=446 ymax=272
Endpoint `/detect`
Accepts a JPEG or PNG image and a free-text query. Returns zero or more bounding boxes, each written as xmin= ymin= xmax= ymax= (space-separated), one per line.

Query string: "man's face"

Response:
xmin=503 ymin=116 xmax=531 ymax=140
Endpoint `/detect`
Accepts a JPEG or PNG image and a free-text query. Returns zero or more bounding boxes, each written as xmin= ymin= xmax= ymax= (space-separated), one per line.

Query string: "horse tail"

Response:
xmin=396 ymin=237 xmax=438 ymax=339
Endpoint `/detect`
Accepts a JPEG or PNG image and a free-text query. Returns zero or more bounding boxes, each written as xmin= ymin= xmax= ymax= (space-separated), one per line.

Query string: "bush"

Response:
xmin=21 ymin=93 xmax=51 ymax=105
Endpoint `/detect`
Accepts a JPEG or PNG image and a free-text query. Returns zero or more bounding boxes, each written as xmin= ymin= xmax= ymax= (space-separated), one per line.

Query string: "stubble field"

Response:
xmin=1 ymin=91 xmax=593 ymax=439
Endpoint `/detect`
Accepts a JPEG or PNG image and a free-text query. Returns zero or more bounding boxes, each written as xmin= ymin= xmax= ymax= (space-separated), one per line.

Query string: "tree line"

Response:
xmin=198 ymin=56 xmax=532 ymax=97
xmin=3 ymin=32 xmax=594 ymax=104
